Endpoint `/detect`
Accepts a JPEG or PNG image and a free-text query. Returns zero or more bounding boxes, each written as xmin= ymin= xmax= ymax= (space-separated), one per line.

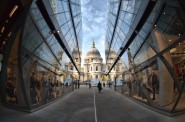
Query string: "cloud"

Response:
xmin=81 ymin=0 xmax=107 ymax=65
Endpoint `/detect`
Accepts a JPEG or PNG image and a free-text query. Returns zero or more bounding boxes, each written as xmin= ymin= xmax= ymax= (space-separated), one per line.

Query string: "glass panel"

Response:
xmin=163 ymin=40 xmax=185 ymax=111
xmin=134 ymin=42 xmax=156 ymax=65
xmin=153 ymin=3 xmax=185 ymax=51
xmin=175 ymin=78 xmax=185 ymax=111
xmin=6 ymin=32 xmax=20 ymax=105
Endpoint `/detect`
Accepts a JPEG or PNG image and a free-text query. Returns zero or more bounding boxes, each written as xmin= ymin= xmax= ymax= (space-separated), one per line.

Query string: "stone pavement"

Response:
xmin=0 ymin=86 xmax=185 ymax=122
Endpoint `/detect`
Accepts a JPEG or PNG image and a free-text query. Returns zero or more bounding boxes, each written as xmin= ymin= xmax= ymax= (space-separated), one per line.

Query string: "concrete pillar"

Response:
xmin=153 ymin=30 xmax=173 ymax=106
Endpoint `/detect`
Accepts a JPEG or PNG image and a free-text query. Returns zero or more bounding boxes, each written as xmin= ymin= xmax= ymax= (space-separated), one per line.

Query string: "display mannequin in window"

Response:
xmin=151 ymin=72 xmax=158 ymax=100
xmin=30 ymin=73 xmax=37 ymax=104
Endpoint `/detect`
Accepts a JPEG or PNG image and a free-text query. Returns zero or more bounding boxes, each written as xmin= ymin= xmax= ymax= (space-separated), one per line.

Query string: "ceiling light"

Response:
xmin=1 ymin=26 xmax=5 ymax=33
xmin=164 ymin=12 xmax=166 ymax=14
xmin=57 ymin=30 xmax=60 ymax=33
xmin=9 ymin=5 xmax=18 ymax=17
xmin=154 ymin=25 xmax=156 ymax=26
xmin=8 ymin=32 xmax=12 ymax=37
xmin=169 ymin=40 xmax=171 ymax=42
xmin=179 ymin=43 xmax=181 ymax=45
xmin=179 ymin=33 xmax=181 ymax=36
xmin=170 ymin=48 xmax=177 ymax=53
xmin=3 ymin=41 xmax=5 ymax=45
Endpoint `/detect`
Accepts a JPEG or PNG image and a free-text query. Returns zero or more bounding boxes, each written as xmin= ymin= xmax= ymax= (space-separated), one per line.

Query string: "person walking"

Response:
xmin=97 ymin=82 xmax=102 ymax=93
xmin=89 ymin=83 xmax=91 ymax=89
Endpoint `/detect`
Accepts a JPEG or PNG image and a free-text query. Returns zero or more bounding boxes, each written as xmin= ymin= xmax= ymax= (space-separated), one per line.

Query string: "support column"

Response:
xmin=153 ymin=31 xmax=173 ymax=106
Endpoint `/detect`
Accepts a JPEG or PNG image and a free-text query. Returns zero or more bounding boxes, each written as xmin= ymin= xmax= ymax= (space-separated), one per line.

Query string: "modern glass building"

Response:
xmin=0 ymin=0 xmax=82 ymax=111
xmin=0 ymin=0 xmax=185 ymax=116
xmin=105 ymin=0 xmax=185 ymax=115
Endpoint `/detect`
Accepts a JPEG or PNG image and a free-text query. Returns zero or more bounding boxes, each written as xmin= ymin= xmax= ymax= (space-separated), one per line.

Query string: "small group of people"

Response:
xmin=30 ymin=72 xmax=62 ymax=105
xmin=125 ymin=68 xmax=159 ymax=100
xmin=74 ymin=80 xmax=80 ymax=89
xmin=88 ymin=81 xmax=102 ymax=93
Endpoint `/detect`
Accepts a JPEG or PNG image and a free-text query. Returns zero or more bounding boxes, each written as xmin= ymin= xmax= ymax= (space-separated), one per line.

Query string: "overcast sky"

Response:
xmin=81 ymin=0 xmax=107 ymax=65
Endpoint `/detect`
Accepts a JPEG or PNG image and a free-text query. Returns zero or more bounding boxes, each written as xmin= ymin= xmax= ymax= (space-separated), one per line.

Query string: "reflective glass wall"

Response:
xmin=106 ymin=0 xmax=185 ymax=114
xmin=0 ymin=0 xmax=82 ymax=111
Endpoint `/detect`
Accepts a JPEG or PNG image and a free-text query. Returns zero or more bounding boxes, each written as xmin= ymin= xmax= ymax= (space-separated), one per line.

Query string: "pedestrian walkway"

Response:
xmin=0 ymin=86 xmax=185 ymax=122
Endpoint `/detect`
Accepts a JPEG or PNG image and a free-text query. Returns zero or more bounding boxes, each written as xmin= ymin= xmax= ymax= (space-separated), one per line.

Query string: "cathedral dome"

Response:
xmin=85 ymin=41 xmax=102 ymax=59
xmin=72 ymin=46 xmax=81 ymax=55
xmin=105 ymin=48 xmax=116 ymax=55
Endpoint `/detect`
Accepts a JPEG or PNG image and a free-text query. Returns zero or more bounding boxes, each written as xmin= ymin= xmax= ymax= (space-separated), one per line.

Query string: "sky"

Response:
xmin=81 ymin=0 xmax=108 ymax=65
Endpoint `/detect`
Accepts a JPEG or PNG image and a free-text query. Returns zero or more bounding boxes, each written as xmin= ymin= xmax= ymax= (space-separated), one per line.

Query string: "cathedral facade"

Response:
xmin=65 ymin=41 xmax=125 ymax=83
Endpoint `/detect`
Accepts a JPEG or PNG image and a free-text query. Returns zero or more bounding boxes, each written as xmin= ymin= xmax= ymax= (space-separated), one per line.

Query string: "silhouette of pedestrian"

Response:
xmin=103 ymin=83 xmax=105 ymax=87
xmin=89 ymin=83 xmax=91 ymax=89
xmin=77 ymin=80 xmax=80 ymax=89
xmin=97 ymin=82 xmax=102 ymax=93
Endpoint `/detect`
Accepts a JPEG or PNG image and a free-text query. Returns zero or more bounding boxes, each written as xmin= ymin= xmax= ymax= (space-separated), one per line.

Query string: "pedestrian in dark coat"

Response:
xmin=97 ymin=82 xmax=102 ymax=93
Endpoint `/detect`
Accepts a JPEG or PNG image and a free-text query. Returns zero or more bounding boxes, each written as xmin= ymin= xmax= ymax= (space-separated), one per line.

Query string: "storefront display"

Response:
xmin=6 ymin=64 xmax=17 ymax=103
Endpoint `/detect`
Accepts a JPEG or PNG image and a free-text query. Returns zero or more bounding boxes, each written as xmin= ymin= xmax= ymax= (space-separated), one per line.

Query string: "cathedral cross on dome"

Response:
xmin=92 ymin=39 xmax=95 ymax=48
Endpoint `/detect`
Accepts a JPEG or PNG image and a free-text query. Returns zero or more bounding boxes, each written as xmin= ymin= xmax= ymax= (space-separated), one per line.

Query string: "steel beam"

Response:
xmin=36 ymin=0 xmax=80 ymax=73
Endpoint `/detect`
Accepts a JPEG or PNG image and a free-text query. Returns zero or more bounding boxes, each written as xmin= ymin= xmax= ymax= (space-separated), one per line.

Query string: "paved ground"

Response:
xmin=0 ymin=86 xmax=185 ymax=122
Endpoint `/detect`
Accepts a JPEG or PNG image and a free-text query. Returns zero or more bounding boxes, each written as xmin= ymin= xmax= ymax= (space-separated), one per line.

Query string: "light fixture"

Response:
xmin=179 ymin=43 xmax=181 ymax=45
xmin=8 ymin=32 xmax=12 ymax=37
xmin=154 ymin=25 xmax=156 ymax=26
xmin=57 ymin=30 xmax=60 ymax=33
xmin=179 ymin=33 xmax=181 ymax=36
xmin=1 ymin=26 xmax=5 ymax=33
xmin=3 ymin=41 xmax=5 ymax=45
xmin=9 ymin=5 xmax=18 ymax=17
xmin=170 ymin=48 xmax=177 ymax=53
xmin=169 ymin=40 xmax=171 ymax=42
xmin=164 ymin=12 xmax=166 ymax=14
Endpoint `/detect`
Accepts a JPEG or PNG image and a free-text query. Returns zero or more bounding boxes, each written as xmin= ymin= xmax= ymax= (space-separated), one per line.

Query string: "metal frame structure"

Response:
xmin=107 ymin=0 xmax=156 ymax=75
xmin=36 ymin=0 xmax=80 ymax=73
xmin=67 ymin=0 xmax=81 ymax=64
xmin=106 ymin=0 xmax=122 ymax=64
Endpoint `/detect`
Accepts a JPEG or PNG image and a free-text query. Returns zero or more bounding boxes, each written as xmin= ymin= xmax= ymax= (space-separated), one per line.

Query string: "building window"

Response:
xmin=108 ymin=66 xmax=110 ymax=70
xmin=96 ymin=75 xmax=98 ymax=79
xmin=96 ymin=66 xmax=98 ymax=71
xmin=71 ymin=66 xmax=73 ymax=70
